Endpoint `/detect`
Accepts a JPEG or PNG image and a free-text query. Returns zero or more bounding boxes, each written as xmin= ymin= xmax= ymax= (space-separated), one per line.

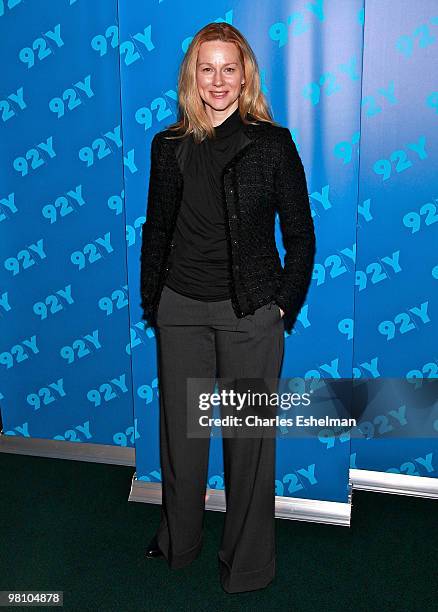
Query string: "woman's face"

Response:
xmin=196 ymin=40 xmax=245 ymax=116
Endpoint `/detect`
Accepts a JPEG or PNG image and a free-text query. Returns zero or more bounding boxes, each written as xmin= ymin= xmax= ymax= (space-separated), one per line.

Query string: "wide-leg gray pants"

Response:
xmin=154 ymin=284 xmax=284 ymax=593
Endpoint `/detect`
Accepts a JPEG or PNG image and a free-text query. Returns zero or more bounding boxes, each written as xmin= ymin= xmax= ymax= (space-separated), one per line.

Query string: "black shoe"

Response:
xmin=145 ymin=535 xmax=164 ymax=559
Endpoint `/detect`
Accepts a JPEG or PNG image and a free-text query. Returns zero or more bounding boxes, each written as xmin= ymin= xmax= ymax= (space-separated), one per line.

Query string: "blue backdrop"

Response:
xmin=1 ymin=0 xmax=436 ymax=505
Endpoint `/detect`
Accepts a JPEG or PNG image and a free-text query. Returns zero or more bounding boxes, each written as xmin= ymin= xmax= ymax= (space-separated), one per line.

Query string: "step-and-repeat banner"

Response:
xmin=1 ymin=0 xmax=436 ymax=505
xmin=352 ymin=1 xmax=438 ymax=476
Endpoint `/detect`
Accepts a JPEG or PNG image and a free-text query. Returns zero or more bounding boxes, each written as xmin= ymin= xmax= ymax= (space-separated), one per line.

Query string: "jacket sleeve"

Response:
xmin=139 ymin=133 xmax=169 ymax=321
xmin=273 ymin=128 xmax=316 ymax=333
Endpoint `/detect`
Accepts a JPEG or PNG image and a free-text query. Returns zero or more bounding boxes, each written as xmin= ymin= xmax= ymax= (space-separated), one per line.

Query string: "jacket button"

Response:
xmin=234 ymin=264 xmax=239 ymax=270
xmin=231 ymin=214 xmax=237 ymax=219
xmin=229 ymin=188 xmax=234 ymax=194
xmin=233 ymin=239 xmax=238 ymax=245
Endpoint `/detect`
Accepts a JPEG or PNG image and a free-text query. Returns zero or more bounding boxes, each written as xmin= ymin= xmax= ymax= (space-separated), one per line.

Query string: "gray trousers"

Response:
xmin=154 ymin=284 xmax=284 ymax=593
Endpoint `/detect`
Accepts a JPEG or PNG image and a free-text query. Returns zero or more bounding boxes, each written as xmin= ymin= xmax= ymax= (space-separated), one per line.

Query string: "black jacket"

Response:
xmin=140 ymin=114 xmax=316 ymax=334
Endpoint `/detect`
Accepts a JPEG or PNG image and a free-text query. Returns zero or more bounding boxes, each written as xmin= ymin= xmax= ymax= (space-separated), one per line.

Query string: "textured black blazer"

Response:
xmin=140 ymin=114 xmax=316 ymax=334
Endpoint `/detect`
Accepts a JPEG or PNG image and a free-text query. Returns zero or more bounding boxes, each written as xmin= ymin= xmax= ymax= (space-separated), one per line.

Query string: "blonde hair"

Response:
xmin=164 ymin=22 xmax=278 ymax=143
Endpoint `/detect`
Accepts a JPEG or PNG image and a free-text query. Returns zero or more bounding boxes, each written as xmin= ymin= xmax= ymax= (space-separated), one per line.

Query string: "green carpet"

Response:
xmin=0 ymin=452 xmax=436 ymax=611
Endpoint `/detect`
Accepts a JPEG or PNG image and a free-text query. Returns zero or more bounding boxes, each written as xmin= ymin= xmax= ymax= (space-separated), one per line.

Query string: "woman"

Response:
xmin=140 ymin=22 xmax=315 ymax=593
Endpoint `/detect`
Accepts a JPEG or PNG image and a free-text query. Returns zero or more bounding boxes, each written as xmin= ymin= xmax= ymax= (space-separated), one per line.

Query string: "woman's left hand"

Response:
xmin=279 ymin=307 xmax=284 ymax=318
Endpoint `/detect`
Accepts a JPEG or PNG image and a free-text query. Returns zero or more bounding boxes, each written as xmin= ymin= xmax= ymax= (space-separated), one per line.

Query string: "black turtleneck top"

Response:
xmin=165 ymin=106 xmax=247 ymax=300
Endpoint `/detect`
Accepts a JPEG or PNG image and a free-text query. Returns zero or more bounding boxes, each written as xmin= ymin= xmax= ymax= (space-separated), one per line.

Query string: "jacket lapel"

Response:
xmin=173 ymin=120 xmax=270 ymax=175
